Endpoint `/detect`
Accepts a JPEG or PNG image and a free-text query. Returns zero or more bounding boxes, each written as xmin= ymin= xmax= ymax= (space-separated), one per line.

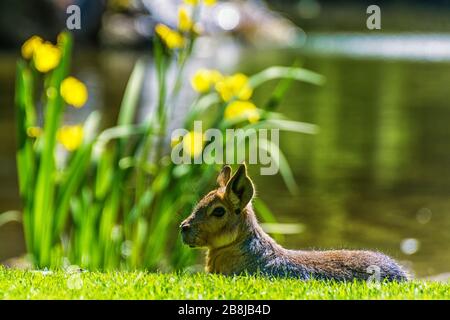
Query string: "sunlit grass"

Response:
xmin=0 ymin=268 xmax=448 ymax=300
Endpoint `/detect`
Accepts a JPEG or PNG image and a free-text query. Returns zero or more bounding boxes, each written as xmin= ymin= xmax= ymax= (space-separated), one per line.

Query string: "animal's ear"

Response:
xmin=217 ymin=165 xmax=232 ymax=187
xmin=225 ymin=163 xmax=255 ymax=212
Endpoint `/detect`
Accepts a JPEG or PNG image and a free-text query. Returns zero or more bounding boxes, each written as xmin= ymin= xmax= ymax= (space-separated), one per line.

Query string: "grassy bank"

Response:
xmin=0 ymin=268 xmax=448 ymax=299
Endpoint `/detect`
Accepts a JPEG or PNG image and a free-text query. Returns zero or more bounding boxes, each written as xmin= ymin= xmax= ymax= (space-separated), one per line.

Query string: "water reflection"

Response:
xmin=401 ymin=238 xmax=420 ymax=255
xmin=243 ymin=49 xmax=450 ymax=277
xmin=304 ymin=33 xmax=450 ymax=61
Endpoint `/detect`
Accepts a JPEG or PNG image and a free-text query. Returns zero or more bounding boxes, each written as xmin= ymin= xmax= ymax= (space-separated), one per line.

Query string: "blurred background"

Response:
xmin=1 ymin=0 xmax=450 ymax=278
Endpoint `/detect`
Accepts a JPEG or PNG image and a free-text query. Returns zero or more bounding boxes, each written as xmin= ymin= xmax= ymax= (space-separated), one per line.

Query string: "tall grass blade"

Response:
xmin=249 ymin=66 xmax=325 ymax=88
xmin=258 ymin=138 xmax=299 ymax=195
xmin=32 ymin=32 xmax=72 ymax=267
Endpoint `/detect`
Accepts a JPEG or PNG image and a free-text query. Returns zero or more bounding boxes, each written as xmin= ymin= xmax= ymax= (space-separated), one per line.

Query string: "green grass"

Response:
xmin=1 ymin=268 xmax=448 ymax=300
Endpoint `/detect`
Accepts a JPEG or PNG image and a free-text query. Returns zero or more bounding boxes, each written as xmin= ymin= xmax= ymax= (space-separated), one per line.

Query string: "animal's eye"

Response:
xmin=211 ymin=206 xmax=226 ymax=217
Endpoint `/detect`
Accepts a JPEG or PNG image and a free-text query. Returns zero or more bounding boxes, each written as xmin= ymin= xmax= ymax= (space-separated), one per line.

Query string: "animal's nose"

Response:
xmin=180 ymin=223 xmax=190 ymax=232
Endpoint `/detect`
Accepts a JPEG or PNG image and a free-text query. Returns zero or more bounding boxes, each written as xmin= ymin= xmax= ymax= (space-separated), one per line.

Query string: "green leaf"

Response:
xmin=252 ymin=199 xmax=282 ymax=242
xmin=54 ymin=112 xmax=101 ymax=239
xmin=249 ymin=66 xmax=325 ymax=88
xmin=263 ymin=61 xmax=300 ymax=111
xmin=32 ymin=31 xmax=73 ymax=267
xmin=14 ymin=61 xmax=37 ymax=254
xmin=253 ymin=198 xmax=277 ymax=223
xmin=249 ymin=119 xmax=319 ymax=135
xmin=95 ymin=123 xmax=148 ymax=155
xmin=185 ymin=92 xmax=221 ymax=126
xmin=117 ymin=58 xmax=146 ymax=127
xmin=257 ymin=137 xmax=299 ymax=195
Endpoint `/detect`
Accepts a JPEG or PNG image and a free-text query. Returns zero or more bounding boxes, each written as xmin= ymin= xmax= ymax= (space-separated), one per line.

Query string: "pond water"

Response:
xmin=243 ymin=48 xmax=450 ymax=278
xmin=1 ymin=42 xmax=450 ymax=278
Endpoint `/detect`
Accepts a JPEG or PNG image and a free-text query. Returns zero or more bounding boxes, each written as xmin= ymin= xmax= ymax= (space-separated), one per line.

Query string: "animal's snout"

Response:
xmin=180 ymin=222 xmax=191 ymax=233
xmin=180 ymin=220 xmax=197 ymax=247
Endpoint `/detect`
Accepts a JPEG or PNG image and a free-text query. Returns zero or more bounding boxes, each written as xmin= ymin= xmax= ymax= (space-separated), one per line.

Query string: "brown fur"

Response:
xmin=181 ymin=164 xmax=408 ymax=281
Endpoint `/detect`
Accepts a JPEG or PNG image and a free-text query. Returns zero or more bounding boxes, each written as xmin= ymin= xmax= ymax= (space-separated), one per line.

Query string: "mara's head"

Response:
xmin=180 ymin=163 xmax=255 ymax=249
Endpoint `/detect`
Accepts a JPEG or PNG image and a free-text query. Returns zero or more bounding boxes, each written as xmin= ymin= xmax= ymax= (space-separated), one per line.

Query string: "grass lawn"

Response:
xmin=0 ymin=267 xmax=449 ymax=299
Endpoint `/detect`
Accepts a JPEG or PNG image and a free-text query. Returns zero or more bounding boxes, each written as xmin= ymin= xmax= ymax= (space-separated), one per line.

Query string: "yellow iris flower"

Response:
xmin=183 ymin=0 xmax=216 ymax=6
xmin=33 ymin=42 xmax=62 ymax=73
xmin=57 ymin=125 xmax=84 ymax=151
xmin=178 ymin=7 xmax=194 ymax=32
xmin=224 ymin=100 xmax=260 ymax=123
xmin=191 ymin=69 xmax=223 ymax=93
xmin=26 ymin=126 xmax=43 ymax=138
xmin=215 ymin=73 xmax=253 ymax=102
xmin=203 ymin=0 xmax=217 ymax=5
xmin=182 ymin=131 xmax=204 ymax=158
xmin=60 ymin=77 xmax=88 ymax=108
xmin=155 ymin=23 xmax=185 ymax=49
xmin=183 ymin=0 xmax=199 ymax=5
xmin=21 ymin=36 xmax=44 ymax=59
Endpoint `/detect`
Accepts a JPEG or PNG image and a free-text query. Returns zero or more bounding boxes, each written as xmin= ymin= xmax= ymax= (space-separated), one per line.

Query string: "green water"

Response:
xmin=244 ymin=49 xmax=450 ymax=278
xmin=1 ymin=48 xmax=449 ymax=277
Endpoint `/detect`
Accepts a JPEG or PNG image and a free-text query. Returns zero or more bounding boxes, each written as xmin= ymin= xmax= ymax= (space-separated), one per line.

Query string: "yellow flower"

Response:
xmin=57 ymin=32 xmax=68 ymax=47
xmin=26 ymin=126 xmax=43 ymax=138
xmin=60 ymin=77 xmax=88 ymax=108
xmin=183 ymin=0 xmax=216 ymax=5
xmin=155 ymin=23 xmax=185 ymax=49
xmin=57 ymin=125 xmax=84 ymax=151
xmin=33 ymin=42 xmax=61 ymax=73
xmin=215 ymin=73 xmax=253 ymax=102
xmin=182 ymin=131 xmax=204 ymax=158
xmin=21 ymin=36 xmax=44 ymax=59
xmin=178 ymin=7 xmax=193 ymax=32
xmin=191 ymin=69 xmax=223 ymax=93
xmin=224 ymin=100 xmax=260 ymax=123
xmin=183 ymin=0 xmax=199 ymax=5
